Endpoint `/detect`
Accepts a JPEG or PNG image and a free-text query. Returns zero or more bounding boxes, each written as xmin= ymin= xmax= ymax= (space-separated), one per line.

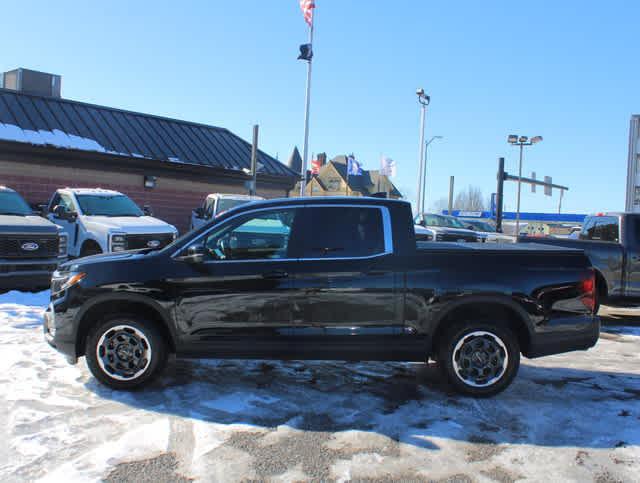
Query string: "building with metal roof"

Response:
xmin=0 ymin=68 xmax=296 ymax=233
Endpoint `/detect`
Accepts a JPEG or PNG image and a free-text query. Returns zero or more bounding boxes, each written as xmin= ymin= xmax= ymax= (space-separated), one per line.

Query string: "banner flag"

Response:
xmin=380 ymin=156 xmax=396 ymax=177
xmin=347 ymin=156 xmax=362 ymax=176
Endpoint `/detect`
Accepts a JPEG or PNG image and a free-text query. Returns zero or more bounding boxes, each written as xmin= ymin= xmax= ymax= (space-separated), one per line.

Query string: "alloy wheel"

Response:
xmin=452 ymin=330 xmax=509 ymax=388
xmin=96 ymin=324 xmax=152 ymax=381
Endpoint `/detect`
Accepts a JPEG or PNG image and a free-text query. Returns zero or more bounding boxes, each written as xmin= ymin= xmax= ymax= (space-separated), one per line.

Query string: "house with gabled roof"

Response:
xmin=291 ymin=153 xmax=402 ymax=199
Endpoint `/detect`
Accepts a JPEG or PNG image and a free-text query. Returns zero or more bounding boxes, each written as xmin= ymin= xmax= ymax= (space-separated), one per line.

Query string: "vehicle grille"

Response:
xmin=125 ymin=233 xmax=174 ymax=250
xmin=0 ymin=235 xmax=59 ymax=258
xmin=435 ymin=233 xmax=478 ymax=243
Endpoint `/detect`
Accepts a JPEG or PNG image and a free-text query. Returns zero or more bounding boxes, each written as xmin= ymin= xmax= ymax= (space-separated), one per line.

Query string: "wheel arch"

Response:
xmin=430 ymin=296 xmax=534 ymax=358
xmin=80 ymin=237 xmax=104 ymax=254
xmin=74 ymin=294 xmax=177 ymax=357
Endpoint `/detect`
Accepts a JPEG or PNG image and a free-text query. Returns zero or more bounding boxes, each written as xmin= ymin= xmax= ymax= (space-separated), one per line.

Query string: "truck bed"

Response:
xmin=417 ymin=240 xmax=586 ymax=254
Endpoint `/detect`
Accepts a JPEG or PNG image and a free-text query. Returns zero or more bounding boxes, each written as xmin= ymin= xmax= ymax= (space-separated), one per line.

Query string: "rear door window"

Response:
xmin=301 ymin=206 xmax=386 ymax=258
xmin=588 ymin=217 xmax=619 ymax=242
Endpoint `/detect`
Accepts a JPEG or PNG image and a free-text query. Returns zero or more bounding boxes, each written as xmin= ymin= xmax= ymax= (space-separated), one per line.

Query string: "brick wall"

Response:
xmin=0 ymin=159 xmax=288 ymax=234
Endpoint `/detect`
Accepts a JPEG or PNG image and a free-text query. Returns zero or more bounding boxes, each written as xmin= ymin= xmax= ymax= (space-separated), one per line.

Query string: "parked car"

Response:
xmin=518 ymin=212 xmax=638 ymax=309
xmin=45 ymin=188 xmax=178 ymax=258
xmin=190 ymin=193 xmax=263 ymax=231
xmin=44 ymin=197 xmax=599 ymax=397
xmin=414 ymin=213 xmax=485 ymax=242
xmin=459 ymin=218 xmax=515 ymax=243
xmin=0 ymin=186 xmax=67 ymax=291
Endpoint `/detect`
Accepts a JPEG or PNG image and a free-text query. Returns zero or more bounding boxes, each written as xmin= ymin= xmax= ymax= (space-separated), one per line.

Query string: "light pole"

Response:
xmin=415 ymin=88 xmax=430 ymax=214
xmin=421 ymin=135 xmax=443 ymax=214
xmin=507 ymin=134 xmax=543 ymax=234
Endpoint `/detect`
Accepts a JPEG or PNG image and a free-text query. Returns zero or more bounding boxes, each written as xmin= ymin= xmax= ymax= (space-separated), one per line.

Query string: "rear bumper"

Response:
xmin=527 ymin=314 xmax=600 ymax=358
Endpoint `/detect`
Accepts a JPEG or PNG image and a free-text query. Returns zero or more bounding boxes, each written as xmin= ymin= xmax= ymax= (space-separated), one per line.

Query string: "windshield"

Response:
xmin=216 ymin=198 xmax=253 ymax=216
xmin=444 ymin=216 xmax=467 ymax=229
xmin=0 ymin=191 xmax=33 ymax=216
xmin=463 ymin=220 xmax=496 ymax=232
xmin=420 ymin=214 xmax=467 ymax=228
xmin=76 ymin=194 xmax=143 ymax=217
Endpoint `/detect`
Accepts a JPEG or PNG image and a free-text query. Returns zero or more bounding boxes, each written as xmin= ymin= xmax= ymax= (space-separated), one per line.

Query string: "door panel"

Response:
xmin=171 ymin=207 xmax=303 ymax=357
xmin=288 ymin=206 xmax=405 ymax=359
xmin=174 ymin=261 xmax=297 ymax=338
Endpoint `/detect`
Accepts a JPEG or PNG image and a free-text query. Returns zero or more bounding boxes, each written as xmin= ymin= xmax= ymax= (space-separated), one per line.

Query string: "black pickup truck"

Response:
xmin=1 ymin=186 xmax=68 ymax=292
xmin=44 ymin=197 xmax=598 ymax=397
xmin=518 ymin=213 xmax=639 ymax=308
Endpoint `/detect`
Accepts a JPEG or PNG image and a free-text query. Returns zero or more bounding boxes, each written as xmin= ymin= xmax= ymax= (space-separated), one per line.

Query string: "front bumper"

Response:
xmin=527 ymin=314 xmax=600 ymax=358
xmin=0 ymin=257 xmax=66 ymax=291
xmin=43 ymin=301 xmax=78 ymax=364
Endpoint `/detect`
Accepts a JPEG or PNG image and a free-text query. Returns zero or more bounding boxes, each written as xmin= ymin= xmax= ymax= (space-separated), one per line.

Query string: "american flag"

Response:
xmin=300 ymin=0 xmax=315 ymax=27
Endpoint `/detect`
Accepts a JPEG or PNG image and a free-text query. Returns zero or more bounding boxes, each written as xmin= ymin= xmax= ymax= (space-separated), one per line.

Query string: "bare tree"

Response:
xmin=429 ymin=197 xmax=449 ymax=214
xmin=453 ymin=185 xmax=486 ymax=211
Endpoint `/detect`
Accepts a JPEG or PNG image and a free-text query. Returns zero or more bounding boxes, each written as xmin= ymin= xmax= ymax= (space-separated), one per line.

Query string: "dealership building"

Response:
xmin=626 ymin=115 xmax=640 ymax=212
xmin=0 ymin=68 xmax=296 ymax=233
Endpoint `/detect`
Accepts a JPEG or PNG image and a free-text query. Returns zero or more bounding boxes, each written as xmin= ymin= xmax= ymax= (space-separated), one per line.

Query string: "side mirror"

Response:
xmin=52 ymin=205 xmax=67 ymax=218
xmin=180 ymin=244 xmax=205 ymax=263
xmin=143 ymin=205 xmax=153 ymax=216
xmin=467 ymin=225 xmax=474 ymax=230
xmin=194 ymin=207 xmax=205 ymax=219
xmin=53 ymin=205 xmax=77 ymax=222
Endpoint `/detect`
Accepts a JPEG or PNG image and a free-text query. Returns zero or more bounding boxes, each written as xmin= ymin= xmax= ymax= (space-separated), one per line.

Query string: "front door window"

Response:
xmin=204 ymin=209 xmax=298 ymax=261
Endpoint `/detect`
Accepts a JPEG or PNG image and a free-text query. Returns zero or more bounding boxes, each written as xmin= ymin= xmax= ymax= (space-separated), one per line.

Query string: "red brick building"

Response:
xmin=0 ymin=69 xmax=296 ymax=233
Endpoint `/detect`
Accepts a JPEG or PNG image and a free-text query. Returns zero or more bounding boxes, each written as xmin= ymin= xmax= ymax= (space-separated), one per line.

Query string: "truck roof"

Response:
xmin=206 ymin=193 xmax=264 ymax=200
xmin=61 ymin=188 xmax=123 ymax=196
xmin=228 ymin=196 xmax=409 ymax=210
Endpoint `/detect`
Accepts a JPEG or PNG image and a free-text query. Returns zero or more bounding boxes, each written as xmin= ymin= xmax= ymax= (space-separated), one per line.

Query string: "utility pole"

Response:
xmin=421 ymin=135 xmax=443 ymax=213
xmin=507 ymin=134 xmax=543 ymax=234
xmin=415 ymin=89 xmax=430 ymax=214
xmin=249 ymin=124 xmax=259 ymax=196
xmin=299 ymin=16 xmax=314 ymax=196
xmin=448 ymin=176 xmax=455 ymax=214
xmin=496 ymin=157 xmax=505 ymax=233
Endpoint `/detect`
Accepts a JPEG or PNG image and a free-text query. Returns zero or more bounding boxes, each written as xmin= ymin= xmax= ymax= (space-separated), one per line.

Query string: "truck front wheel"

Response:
xmin=438 ymin=322 xmax=520 ymax=397
xmin=85 ymin=315 xmax=168 ymax=390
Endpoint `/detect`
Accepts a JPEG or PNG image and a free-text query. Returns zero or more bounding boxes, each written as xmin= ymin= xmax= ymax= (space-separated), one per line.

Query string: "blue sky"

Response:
xmin=2 ymin=0 xmax=637 ymax=214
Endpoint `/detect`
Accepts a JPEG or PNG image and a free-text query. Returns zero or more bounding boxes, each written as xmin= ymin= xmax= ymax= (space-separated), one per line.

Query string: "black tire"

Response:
xmin=80 ymin=243 xmax=102 ymax=257
xmin=85 ymin=315 xmax=168 ymax=390
xmin=438 ymin=321 xmax=520 ymax=397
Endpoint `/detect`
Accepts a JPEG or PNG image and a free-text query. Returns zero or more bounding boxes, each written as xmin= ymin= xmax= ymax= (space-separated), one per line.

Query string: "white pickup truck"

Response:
xmin=46 ymin=188 xmax=178 ymax=257
xmin=190 ymin=193 xmax=263 ymax=231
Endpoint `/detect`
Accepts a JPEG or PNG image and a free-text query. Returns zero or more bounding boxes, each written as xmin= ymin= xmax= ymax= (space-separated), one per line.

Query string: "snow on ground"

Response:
xmin=0 ymin=292 xmax=639 ymax=482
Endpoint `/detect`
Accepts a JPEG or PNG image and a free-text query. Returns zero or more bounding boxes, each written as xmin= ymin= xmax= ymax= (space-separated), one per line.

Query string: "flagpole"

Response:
xmin=299 ymin=20 xmax=314 ymax=197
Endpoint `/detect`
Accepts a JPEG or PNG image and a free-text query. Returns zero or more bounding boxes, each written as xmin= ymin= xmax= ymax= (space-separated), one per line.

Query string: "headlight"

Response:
xmin=58 ymin=234 xmax=68 ymax=256
xmin=51 ymin=271 xmax=86 ymax=295
xmin=109 ymin=233 xmax=127 ymax=252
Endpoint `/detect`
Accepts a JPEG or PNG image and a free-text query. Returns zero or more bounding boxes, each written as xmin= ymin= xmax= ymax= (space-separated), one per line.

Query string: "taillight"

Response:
xmin=580 ymin=271 xmax=596 ymax=312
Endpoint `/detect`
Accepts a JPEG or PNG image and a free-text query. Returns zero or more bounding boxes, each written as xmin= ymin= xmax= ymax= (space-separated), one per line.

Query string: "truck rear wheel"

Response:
xmin=85 ymin=315 xmax=168 ymax=390
xmin=438 ymin=322 xmax=520 ymax=397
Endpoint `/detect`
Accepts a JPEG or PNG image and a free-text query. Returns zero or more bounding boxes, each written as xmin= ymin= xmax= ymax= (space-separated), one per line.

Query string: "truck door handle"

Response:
xmin=262 ymin=270 xmax=289 ymax=280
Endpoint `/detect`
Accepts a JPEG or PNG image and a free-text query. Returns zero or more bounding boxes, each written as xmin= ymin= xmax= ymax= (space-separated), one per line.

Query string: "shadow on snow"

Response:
xmin=86 ymin=357 xmax=640 ymax=452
